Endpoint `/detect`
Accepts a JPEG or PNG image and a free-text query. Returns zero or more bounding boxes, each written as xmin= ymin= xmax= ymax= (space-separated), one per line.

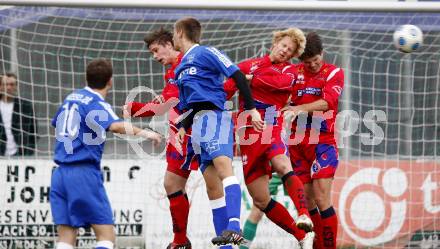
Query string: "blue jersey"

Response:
xmin=51 ymin=87 xmax=121 ymax=168
xmin=174 ymin=45 xmax=239 ymax=110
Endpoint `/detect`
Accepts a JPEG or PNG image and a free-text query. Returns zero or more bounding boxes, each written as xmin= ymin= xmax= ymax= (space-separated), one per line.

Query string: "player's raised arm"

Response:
xmin=229 ymin=70 xmax=265 ymax=131
xmin=109 ymin=121 xmax=162 ymax=145
xmin=124 ymin=97 xmax=179 ymax=118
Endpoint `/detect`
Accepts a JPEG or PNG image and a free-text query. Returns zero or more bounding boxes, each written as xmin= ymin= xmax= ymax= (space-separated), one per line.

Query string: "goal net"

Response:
xmin=0 ymin=2 xmax=439 ymax=249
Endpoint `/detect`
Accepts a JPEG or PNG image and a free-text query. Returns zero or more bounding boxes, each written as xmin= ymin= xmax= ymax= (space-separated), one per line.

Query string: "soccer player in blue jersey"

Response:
xmin=172 ymin=17 xmax=265 ymax=246
xmin=50 ymin=58 xmax=162 ymax=249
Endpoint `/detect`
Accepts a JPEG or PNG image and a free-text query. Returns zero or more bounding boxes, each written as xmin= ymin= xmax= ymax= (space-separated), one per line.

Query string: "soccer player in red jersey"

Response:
xmin=224 ymin=28 xmax=315 ymax=249
xmin=124 ymin=28 xmax=231 ymax=249
xmin=282 ymin=32 xmax=344 ymax=249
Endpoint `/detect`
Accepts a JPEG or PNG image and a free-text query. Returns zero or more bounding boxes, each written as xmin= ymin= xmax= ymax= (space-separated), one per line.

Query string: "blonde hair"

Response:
xmin=272 ymin=28 xmax=306 ymax=58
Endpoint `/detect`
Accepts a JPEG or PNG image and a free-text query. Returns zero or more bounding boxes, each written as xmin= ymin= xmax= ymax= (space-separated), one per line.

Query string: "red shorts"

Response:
xmin=166 ymin=132 xmax=198 ymax=179
xmin=289 ymin=142 xmax=339 ymax=184
xmin=239 ymin=125 xmax=288 ymax=185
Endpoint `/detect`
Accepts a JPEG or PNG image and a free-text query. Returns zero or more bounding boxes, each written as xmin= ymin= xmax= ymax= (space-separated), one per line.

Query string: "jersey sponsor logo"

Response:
xmin=178 ymin=67 xmax=198 ymax=79
xmin=297 ymin=87 xmax=322 ymax=97
xmin=332 ymin=85 xmax=343 ymax=95
xmin=207 ymin=47 xmax=233 ymax=68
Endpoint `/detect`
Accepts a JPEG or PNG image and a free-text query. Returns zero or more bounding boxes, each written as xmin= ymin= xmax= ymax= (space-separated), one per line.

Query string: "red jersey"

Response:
xmin=129 ymin=53 xmax=183 ymax=131
xmin=288 ymin=62 xmax=344 ymax=143
xmin=224 ymin=55 xmax=294 ymax=124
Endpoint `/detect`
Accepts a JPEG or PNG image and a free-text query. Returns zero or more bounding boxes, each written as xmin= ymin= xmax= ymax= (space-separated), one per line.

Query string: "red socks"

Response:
xmin=168 ymin=191 xmax=190 ymax=244
xmin=309 ymin=207 xmax=323 ymax=249
xmin=263 ymin=199 xmax=306 ymax=241
xmin=320 ymin=206 xmax=338 ymax=249
xmin=281 ymin=171 xmax=309 ymax=217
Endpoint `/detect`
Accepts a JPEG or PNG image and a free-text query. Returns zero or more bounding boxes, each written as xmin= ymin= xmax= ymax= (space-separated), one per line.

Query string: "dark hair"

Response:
xmin=175 ymin=17 xmax=201 ymax=44
xmin=86 ymin=58 xmax=113 ymax=89
xmin=5 ymin=72 xmax=17 ymax=80
xmin=0 ymin=72 xmax=17 ymax=85
xmin=299 ymin=32 xmax=323 ymax=61
xmin=144 ymin=27 xmax=173 ymax=48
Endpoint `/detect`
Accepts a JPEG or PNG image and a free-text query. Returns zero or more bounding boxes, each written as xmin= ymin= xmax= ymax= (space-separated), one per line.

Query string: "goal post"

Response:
xmin=0 ymin=1 xmax=439 ymax=249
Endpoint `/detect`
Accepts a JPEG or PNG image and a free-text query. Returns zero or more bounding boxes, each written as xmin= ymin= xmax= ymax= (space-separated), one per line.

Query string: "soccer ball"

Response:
xmin=393 ymin=24 xmax=423 ymax=53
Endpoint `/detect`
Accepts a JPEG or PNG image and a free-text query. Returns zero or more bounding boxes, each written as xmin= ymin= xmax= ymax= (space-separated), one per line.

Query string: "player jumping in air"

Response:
xmin=172 ymin=17 xmax=264 ymax=246
xmin=124 ymin=28 xmax=234 ymax=249
xmin=224 ymin=28 xmax=315 ymax=249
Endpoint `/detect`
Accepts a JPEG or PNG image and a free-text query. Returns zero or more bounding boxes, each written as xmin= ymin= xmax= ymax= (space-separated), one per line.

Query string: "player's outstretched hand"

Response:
xmin=152 ymin=94 xmax=165 ymax=104
xmin=249 ymin=108 xmax=265 ymax=132
xmin=141 ymin=130 xmax=163 ymax=147
xmin=122 ymin=105 xmax=131 ymax=119
xmin=281 ymin=105 xmax=303 ymax=124
xmin=177 ymin=127 xmax=186 ymax=145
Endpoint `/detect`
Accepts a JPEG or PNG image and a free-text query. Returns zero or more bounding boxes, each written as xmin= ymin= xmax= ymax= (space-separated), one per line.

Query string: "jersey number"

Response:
xmin=59 ymin=103 xmax=79 ymax=137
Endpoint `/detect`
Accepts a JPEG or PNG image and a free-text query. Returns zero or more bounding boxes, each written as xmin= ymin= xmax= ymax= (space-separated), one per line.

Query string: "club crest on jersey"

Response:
xmin=296 ymin=74 xmax=305 ymax=84
xmin=205 ymin=140 xmax=220 ymax=154
xmin=187 ymin=54 xmax=195 ymax=63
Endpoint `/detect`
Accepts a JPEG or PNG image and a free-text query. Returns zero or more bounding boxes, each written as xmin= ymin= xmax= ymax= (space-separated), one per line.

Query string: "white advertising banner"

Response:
xmin=0 ymin=159 xmax=151 ymax=249
xmin=1 ymin=159 xmax=438 ymax=248
xmin=0 ymin=159 xmax=298 ymax=249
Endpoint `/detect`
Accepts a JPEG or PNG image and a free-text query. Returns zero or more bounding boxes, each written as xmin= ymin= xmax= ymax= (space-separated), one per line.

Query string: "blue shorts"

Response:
xmin=50 ymin=164 xmax=114 ymax=228
xmin=191 ymin=109 xmax=233 ymax=173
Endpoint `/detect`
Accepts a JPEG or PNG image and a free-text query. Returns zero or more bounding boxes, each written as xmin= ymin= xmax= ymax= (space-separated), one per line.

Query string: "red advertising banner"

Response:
xmin=333 ymin=160 xmax=439 ymax=248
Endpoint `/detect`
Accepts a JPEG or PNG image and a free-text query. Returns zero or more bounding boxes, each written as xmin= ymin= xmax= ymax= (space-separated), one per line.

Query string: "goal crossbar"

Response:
xmin=2 ymin=0 xmax=440 ymax=12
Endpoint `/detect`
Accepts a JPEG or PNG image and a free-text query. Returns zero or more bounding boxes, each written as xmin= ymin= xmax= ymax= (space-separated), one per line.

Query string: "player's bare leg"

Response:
xmin=164 ymin=171 xmax=188 ymax=196
xmin=246 ymin=175 xmax=271 ymax=211
xmin=164 ymin=171 xmax=191 ymax=249
xmin=210 ymin=156 xmax=244 ymax=246
xmin=92 ymin=224 xmax=115 ymax=249
xmin=56 ymin=225 xmax=77 ymax=249
xmin=271 ymin=154 xmax=313 ymax=232
xmin=203 ymin=165 xmax=224 ymax=200
xmin=313 ymin=178 xmax=337 ymax=249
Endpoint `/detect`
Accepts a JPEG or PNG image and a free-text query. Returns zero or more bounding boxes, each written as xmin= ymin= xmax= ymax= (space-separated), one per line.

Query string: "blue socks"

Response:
xmin=211 ymin=197 xmax=233 ymax=249
xmin=223 ymin=176 xmax=241 ymax=232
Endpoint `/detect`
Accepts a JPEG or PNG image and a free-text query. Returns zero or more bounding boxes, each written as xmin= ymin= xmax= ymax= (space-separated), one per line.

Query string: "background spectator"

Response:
xmin=0 ymin=72 xmax=37 ymax=156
